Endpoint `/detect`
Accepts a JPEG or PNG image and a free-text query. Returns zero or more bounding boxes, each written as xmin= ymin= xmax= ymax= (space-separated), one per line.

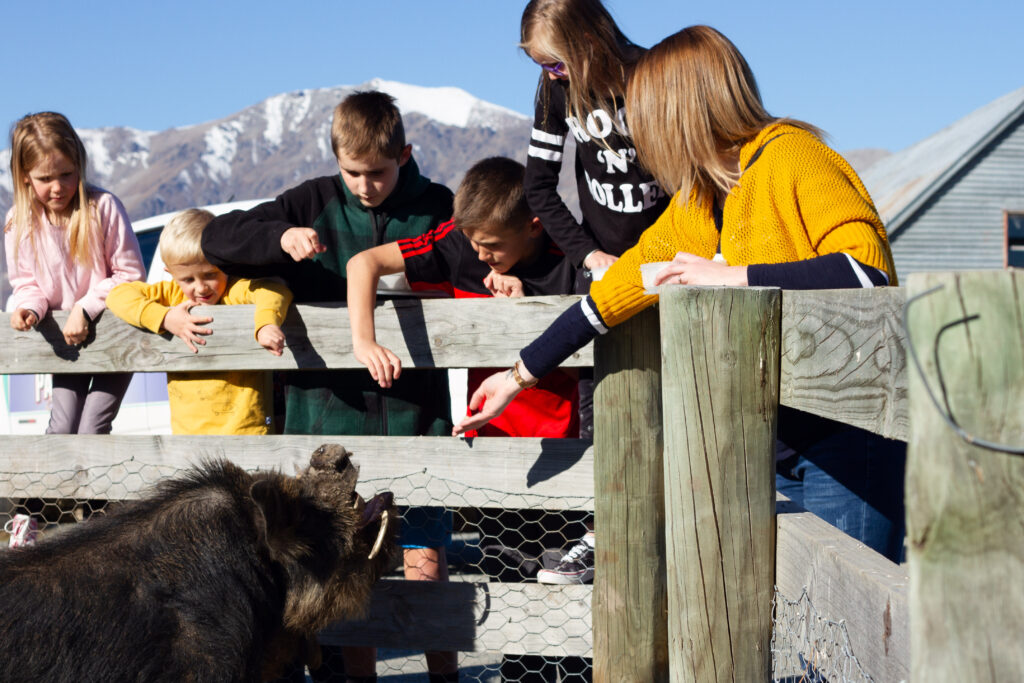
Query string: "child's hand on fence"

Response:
xmin=353 ymin=339 xmax=402 ymax=388
xmin=256 ymin=324 xmax=286 ymax=356
xmin=452 ymin=368 xmax=524 ymax=436
xmin=483 ymin=271 xmax=524 ymax=298
xmin=162 ymin=301 xmax=214 ymax=353
xmin=62 ymin=305 xmax=89 ymax=346
xmin=280 ymin=227 xmax=327 ymax=262
xmin=10 ymin=308 xmax=39 ymax=331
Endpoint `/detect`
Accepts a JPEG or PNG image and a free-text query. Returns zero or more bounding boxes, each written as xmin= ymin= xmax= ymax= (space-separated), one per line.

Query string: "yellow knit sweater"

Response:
xmin=106 ymin=277 xmax=292 ymax=435
xmin=590 ymin=123 xmax=897 ymax=327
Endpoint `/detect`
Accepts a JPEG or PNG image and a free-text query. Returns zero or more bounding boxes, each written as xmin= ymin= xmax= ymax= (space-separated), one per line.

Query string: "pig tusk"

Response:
xmin=368 ymin=509 xmax=389 ymax=560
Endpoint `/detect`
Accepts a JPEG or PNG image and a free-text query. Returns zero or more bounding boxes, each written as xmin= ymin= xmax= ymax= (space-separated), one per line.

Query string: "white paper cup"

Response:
xmin=640 ymin=261 xmax=673 ymax=292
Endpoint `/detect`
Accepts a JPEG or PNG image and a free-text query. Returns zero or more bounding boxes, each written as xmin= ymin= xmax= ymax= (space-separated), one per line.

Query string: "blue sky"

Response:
xmin=1 ymin=0 xmax=1021 ymax=154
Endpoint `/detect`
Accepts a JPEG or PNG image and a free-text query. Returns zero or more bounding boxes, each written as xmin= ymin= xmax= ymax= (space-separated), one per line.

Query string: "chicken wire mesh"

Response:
xmin=1 ymin=458 xmax=877 ymax=682
xmin=771 ymin=586 xmax=876 ymax=683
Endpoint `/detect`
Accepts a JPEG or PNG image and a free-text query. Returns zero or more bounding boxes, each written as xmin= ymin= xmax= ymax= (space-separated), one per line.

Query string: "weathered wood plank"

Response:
xmin=3 ymin=291 xmax=910 ymax=441
xmin=905 ymin=271 xmax=1024 ymax=681
xmin=0 ymin=435 xmax=594 ymax=509
xmin=780 ymin=288 xmax=907 ymax=441
xmin=0 ymin=296 xmax=591 ymax=374
xmin=660 ymin=286 xmax=778 ymax=682
xmin=774 ymin=495 xmax=909 ymax=682
xmin=592 ymin=307 xmax=669 ymax=682
xmin=321 ymin=579 xmax=592 ymax=657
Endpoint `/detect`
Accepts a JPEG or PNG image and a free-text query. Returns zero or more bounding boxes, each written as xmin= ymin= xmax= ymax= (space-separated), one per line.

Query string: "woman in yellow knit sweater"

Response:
xmin=456 ymin=25 xmax=906 ymax=561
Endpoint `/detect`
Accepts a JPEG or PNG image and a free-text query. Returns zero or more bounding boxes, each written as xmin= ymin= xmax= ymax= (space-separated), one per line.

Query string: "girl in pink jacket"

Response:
xmin=4 ymin=112 xmax=144 ymax=433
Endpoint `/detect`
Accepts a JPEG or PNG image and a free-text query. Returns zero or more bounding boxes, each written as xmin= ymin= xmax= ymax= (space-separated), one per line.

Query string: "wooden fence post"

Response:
xmin=905 ymin=271 xmax=1024 ymax=680
xmin=593 ymin=306 xmax=669 ymax=682
xmin=659 ymin=286 xmax=780 ymax=682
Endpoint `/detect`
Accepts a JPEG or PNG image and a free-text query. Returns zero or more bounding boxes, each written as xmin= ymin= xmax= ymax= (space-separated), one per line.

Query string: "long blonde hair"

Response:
xmin=626 ymin=26 xmax=821 ymax=207
xmin=520 ymin=0 xmax=639 ymax=134
xmin=6 ymin=111 xmax=97 ymax=268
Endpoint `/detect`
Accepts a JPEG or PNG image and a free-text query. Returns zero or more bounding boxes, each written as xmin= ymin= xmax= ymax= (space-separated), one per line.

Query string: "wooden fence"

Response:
xmin=1 ymin=270 xmax=1020 ymax=681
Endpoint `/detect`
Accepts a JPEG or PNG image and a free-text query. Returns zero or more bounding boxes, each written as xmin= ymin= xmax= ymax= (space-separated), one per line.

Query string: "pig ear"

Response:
xmin=310 ymin=444 xmax=352 ymax=471
xmin=310 ymin=444 xmax=360 ymax=493
xmin=250 ymin=479 xmax=302 ymax=561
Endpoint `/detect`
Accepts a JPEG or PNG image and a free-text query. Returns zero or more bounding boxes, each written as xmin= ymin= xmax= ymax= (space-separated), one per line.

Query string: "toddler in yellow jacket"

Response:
xmin=107 ymin=209 xmax=292 ymax=434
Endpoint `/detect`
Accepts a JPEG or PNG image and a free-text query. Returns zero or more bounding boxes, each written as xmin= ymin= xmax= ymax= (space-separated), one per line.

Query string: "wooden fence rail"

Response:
xmin=0 ymin=288 xmax=918 ymax=680
xmin=0 ymin=291 xmax=906 ymax=439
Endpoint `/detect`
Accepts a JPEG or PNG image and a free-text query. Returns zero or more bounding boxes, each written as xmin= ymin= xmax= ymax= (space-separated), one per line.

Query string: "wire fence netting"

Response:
xmin=2 ymin=458 xmax=877 ymax=682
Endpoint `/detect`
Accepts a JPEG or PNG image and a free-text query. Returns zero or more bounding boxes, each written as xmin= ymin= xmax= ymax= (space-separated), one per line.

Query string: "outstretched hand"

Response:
xmin=281 ymin=227 xmax=327 ymax=262
xmin=162 ymin=301 xmax=214 ymax=353
xmin=452 ymin=368 xmax=523 ymax=436
xmin=353 ymin=340 xmax=402 ymax=388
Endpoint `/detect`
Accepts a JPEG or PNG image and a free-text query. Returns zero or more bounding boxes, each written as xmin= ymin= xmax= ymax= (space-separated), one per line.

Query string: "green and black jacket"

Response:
xmin=202 ymin=158 xmax=455 ymax=436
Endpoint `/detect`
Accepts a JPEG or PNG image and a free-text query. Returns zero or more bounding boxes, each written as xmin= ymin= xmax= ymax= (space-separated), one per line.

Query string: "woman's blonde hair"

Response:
xmin=6 ymin=112 xmax=96 ymax=268
xmin=626 ymin=25 xmax=821 ymax=206
xmin=520 ymin=0 xmax=638 ymax=134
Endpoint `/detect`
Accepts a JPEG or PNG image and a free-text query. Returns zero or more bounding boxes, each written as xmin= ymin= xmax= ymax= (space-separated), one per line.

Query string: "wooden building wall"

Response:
xmin=889 ymin=112 xmax=1024 ymax=276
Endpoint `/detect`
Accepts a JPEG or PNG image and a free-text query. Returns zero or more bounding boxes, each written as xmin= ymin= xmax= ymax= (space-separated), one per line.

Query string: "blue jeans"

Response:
xmin=776 ymin=426 xmax=906 ymax=563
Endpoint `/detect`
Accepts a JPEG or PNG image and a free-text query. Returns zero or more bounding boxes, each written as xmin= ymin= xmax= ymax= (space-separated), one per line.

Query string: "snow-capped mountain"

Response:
xmin=0 ymin=79 xmax=543 ymax=221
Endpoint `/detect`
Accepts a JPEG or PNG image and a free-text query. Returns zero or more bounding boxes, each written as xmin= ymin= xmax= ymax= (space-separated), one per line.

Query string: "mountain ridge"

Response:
xmin=0 ymin=80 xmax=536 ymax=222
xmin=0 ymin=79 xmax=888 ymax=226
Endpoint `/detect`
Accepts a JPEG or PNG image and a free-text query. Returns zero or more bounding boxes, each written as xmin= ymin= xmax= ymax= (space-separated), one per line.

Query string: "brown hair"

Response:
xmin=330 ymin=91 xmax=406 ymax=160
xmin=453 ymin=157 xmax=533 ymax=234
xmin=158 ymin=208 xmax=215 ymax=266
xmin=520 ymin=0 xmax=639 ymax=140
xmin=626 ymin=25 xmax=821 ymax=206
xmin=6 ymin=111 xmax=96 ymax=268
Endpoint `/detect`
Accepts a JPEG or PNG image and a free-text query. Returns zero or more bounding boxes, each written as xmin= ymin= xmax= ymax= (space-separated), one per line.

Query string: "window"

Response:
xmin=135 ymin=226 xmax=163 ymax=275
xmin=1008 ymin=212 xmax=1024 ymax=268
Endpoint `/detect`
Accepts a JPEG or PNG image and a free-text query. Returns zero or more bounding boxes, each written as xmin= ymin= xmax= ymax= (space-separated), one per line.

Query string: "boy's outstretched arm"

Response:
xmin=346 ymin=242 xmax=406 ymax=388
xmin=201 ymin=184 xmax=326 ymax=273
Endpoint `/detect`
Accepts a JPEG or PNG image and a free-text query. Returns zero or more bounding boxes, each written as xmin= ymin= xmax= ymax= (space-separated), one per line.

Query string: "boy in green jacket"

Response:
xmin=202 ymin=90 xmax=453 ymax=437
xmin=201 ymin=91 xmax=457 ymax=683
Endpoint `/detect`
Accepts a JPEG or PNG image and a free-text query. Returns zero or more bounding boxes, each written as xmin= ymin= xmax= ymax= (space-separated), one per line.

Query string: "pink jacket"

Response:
xmin=4 ymin=190 xmax=146 ymax=320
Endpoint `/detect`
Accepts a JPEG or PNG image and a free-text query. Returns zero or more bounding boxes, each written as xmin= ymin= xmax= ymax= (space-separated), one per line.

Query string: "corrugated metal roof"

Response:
xmin=861 ymin=85 xmax=1024 ymax=234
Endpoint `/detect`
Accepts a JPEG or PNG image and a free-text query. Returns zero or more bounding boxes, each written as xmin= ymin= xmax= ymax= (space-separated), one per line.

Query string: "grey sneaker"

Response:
xmin=537 ymin=537 xmax=594 ymax=584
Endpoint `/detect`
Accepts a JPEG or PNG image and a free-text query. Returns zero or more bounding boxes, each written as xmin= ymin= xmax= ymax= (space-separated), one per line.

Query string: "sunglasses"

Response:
xmin=538 ymin=61 xmax=567 ymax=78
